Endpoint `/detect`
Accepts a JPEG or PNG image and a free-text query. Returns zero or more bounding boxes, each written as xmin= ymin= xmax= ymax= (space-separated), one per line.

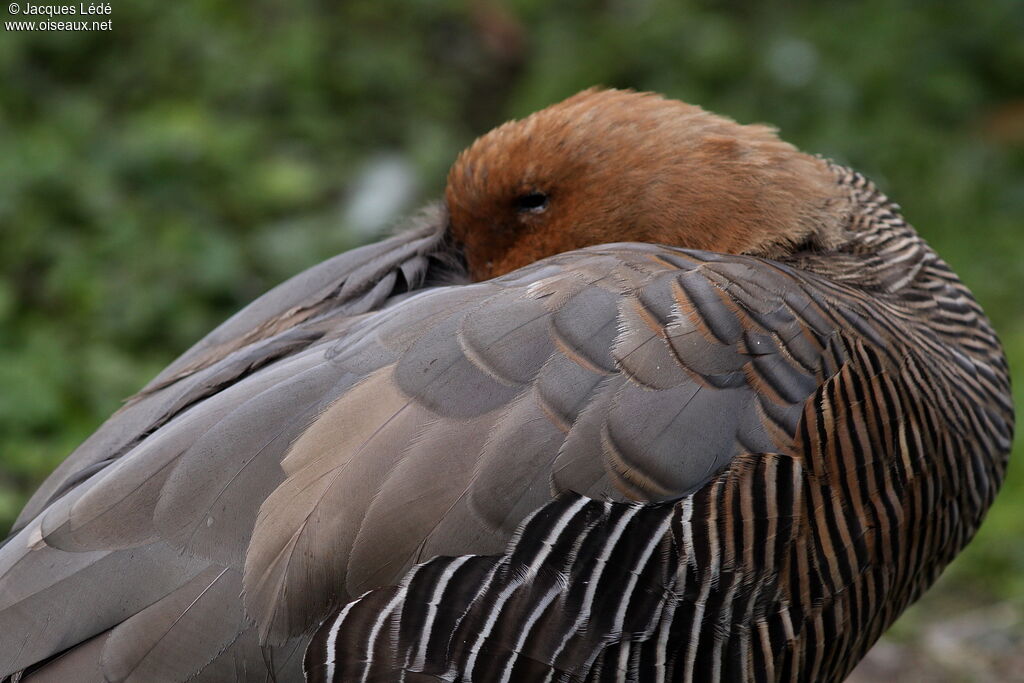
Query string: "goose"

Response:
xmin=1 ymin=88 xmax=1013 ymax=683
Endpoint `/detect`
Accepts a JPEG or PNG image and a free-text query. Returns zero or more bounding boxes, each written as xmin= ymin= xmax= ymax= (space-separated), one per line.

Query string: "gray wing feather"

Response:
xmin=151 ymin=347 xmax=350 ymax=565
xmin=11 ymin=206 xmax=449 ymax=534
xmin=243 ymin=245 xmax=844 ymax=646
xmin=99 ymin=566 xmax=243 ymax=682
xmin=0 ymin=538 xmax=206 ymax=674
xmin=146 ymin=205 xmax=448 ymax=392
xmin=1 ymin=211 xmax=452 ymax=678
xmin=18 ymin=632 xmax=110 ymax=683
xmin=4 ymin=239 xmax=848 ymax=679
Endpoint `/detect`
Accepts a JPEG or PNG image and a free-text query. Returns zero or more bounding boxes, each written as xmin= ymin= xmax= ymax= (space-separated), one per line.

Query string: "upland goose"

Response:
xmin=1 ymin=89 xmax=1013 ymax=683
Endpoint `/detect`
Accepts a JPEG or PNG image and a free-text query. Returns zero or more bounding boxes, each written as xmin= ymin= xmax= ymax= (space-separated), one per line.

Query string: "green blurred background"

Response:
xmin=1 ymin=1 xmax=1022 ymax=678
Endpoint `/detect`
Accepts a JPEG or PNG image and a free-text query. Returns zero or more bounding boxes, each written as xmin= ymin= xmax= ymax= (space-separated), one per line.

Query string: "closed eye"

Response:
xmin=514 ymin=191 xmax=549 ymax=214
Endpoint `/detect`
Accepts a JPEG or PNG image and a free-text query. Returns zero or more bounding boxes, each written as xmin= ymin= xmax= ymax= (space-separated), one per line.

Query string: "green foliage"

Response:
xmin=1 ymin=0 xmax=1022 ymax=642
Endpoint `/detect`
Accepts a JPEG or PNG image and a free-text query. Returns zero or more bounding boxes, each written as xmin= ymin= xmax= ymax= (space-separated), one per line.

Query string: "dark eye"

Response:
xmin=514 ymin=191 xmax=549 ymax=214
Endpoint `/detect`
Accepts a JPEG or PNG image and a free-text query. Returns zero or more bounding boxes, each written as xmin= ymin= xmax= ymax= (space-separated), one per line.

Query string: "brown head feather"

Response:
xmin=446 ymin=88 xmax=851 ymax=280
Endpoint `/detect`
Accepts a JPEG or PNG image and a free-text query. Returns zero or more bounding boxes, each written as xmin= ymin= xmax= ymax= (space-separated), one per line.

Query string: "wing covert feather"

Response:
xmin=100 ymin=566 xmax=243 ymax=683
xmin=11 ymin=207 xmax=451 ymax=535
xmin=245 ymin=245 xmax=852 ymax=644
xmin=1 ymin=214 xmax=454 ymax=678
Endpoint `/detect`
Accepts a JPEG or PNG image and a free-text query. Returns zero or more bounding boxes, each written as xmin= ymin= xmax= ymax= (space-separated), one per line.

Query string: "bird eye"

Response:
xmin=514 ymin=191 xmax=549 ymax=214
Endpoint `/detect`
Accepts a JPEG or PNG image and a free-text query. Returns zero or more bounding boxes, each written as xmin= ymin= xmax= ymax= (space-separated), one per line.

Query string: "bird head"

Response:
xmin=445 ymin=88 xmax=850 ymax=281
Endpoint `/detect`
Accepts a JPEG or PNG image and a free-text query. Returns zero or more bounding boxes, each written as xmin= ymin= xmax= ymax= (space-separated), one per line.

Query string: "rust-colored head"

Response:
xmin=445 ymin=88 xmax=850 ymax=281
